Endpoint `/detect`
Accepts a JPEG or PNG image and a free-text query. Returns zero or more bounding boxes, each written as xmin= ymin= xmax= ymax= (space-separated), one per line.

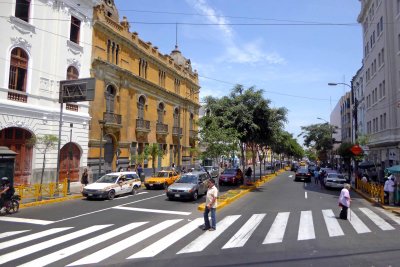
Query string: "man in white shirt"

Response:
xmin=203 ymin=179 xmax=218 ymax=231
xmin=384 ymin=176 xmax=395 ymax=205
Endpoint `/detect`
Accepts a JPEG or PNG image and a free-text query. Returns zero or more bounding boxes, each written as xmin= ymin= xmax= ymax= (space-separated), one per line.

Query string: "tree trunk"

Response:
xmin=39 ymin=153 xmax=46 ymax=200
xmin=240 ymin=142 xmax=245 ymax=171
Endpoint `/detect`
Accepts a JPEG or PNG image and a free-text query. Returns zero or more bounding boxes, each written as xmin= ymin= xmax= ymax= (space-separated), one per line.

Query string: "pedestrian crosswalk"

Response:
xmin=0 ymin=207 xmax=399 ymax=266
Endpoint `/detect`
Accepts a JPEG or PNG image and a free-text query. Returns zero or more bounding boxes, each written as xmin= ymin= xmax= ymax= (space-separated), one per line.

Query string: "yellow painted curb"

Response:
xmin=20 ymin=195 xmax=83 ymax=208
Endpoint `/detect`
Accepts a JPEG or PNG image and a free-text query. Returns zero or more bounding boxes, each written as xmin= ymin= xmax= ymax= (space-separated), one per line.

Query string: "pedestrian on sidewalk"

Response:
xmin=80 ymin=168 xmax=89 ymax=191
xmin=245 ymin=166 xmax=252 ymax=183
xmin=384 ymin=175 xmax=395 ymax=206
xmin=314 ymin=169 xmax=319 ymax=184
xmin=203 ymin=179 xmax=218 ymax=231
xmin=338 ymin=183 xmax=351 ymax=220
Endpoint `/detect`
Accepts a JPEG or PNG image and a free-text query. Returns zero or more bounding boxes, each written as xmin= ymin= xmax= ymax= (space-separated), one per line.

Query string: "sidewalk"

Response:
xmin=20 ymin=182 xmax=83 ymax=208
xmin=352 ymin=187 xmax=400 ymax=215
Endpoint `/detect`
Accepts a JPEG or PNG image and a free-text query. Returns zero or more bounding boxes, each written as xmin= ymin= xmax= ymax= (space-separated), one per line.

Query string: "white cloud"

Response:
xmin=186 ymin=0 xmax=285 ymax=65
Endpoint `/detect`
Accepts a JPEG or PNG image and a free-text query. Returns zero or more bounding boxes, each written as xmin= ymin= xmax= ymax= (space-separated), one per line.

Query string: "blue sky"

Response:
xmin=115 ymin=0 xmax=362 ymax=145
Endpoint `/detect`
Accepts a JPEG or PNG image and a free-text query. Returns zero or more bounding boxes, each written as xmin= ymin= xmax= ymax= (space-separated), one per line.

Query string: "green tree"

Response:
xmin=143 ymin=143 xmax=164 ymax=175
xmin=28 ymin=134 xmax=59 ymax=199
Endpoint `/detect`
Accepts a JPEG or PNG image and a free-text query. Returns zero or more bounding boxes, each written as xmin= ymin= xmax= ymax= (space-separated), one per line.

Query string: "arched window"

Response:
xmin=9 ymin=48 xmax=28 ymax=92
xmin=67 ymin=66 xmax=79 ymax=80
xmin=15 ymin=0 xmax=30 ymax=22
xmin=138 ymin=96 xmax=146 ymax=119
xmin=105 ymin=85 xmax=116 ymax=113
xmin=157 ymin=103 xmax=164 ymax=123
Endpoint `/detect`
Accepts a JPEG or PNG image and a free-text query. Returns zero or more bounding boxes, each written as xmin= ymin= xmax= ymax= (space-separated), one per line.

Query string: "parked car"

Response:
xmin=82 ymin=172 xmax=141 ymax=200
xmin=203 ymin=166 xmax=219 ymax=178
xmin=144 ymin=170 xmax=180 ymax=189
xmin=294 ymin=168 xmax=312 ymax=182
xmin=219 ymin=168 xmax=244 ymax=185
xmin=324 ymin=173 xmax=347 ymax=189
xmin=166 ymin=171 xmax=210 ymax=201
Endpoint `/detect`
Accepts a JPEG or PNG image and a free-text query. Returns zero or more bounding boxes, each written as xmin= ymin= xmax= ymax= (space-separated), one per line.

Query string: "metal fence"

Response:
xmin=15 ymin=179 xmax=68 ymax=202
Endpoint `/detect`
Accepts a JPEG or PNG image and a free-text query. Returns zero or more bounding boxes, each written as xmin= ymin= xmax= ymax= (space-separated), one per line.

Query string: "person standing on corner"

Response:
xmin=203 ymin=179 xmax=218 ymax=231
xmin=338 ymin=183 xmax=351 ymax=220
xmin=80 ymin=168 xmax=89 ymax=192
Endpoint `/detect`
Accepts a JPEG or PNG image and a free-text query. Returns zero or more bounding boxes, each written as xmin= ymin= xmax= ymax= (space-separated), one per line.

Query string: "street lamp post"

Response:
xmin=67 ymin=123 xmax=73 ymax=194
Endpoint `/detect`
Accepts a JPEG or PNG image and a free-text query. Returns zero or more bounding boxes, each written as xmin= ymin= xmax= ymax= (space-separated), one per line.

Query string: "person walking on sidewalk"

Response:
xmin=203 ymin=179 xmax=218 ymax=231
xmin=338 ymin=183 xmax=351 ymax=220
xmin=384 ymin=175 xmax=395 ymax=206
xmin=245 ymin=166 xmax=252 ymax=183
xmin=80 ymin=168 xmax=89 ymax=191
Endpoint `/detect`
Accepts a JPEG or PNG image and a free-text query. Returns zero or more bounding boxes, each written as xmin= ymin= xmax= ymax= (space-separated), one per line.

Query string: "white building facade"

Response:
xmin=357 ymin=0 xmax=400 ymax=168
xmin=0 ymin=0 xmax=98 ymax=184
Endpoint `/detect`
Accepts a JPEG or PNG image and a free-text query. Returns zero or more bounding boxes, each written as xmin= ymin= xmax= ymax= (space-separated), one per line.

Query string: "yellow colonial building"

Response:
xmin=88 ymin=1 xmax=200 ymax=177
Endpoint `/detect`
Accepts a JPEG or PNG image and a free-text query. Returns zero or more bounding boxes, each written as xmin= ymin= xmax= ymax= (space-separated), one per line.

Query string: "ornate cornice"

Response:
xmin=10 ymin=37 xmax=32 ymax=52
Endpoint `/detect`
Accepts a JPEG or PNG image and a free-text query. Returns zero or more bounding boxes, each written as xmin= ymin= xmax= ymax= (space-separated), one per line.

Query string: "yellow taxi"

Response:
xmin=144 ymin=170 xmax=180 ymax=189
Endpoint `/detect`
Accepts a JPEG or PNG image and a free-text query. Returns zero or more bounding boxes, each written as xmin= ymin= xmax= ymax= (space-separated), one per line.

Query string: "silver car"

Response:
xmin=166 ymin=171 xmax=209 ymax=201
xmin=324 ymin=173 xmax=347 ymax=189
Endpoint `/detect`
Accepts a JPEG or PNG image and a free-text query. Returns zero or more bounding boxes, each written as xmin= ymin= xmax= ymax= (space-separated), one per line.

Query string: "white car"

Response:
xmin=324 ymin=173 xmax=347 ymax=189
xmin=82 ymin=172 xmax=141 ymax=200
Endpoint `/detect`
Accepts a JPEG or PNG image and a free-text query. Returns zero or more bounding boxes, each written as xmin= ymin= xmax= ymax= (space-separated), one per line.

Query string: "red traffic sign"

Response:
xmin=350 ymin=145 xmax=363 ymax=156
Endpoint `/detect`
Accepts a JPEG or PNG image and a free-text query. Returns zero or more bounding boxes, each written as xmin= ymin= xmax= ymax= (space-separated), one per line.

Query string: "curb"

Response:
xmin=20 ymin=195 xmax=82 ymax=208
xmin=198 ymin=170 xmax=284 ymax=212
xmin=351 ymin=187 xmax=400 ymax=214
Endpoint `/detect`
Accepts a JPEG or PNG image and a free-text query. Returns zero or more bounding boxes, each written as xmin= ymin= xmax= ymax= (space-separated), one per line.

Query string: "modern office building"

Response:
xmin=0 ymin=0 xmax=98 ymax=184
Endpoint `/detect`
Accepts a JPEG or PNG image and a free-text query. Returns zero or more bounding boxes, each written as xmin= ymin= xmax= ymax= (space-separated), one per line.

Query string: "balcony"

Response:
xmin=189 ymin=130 xmax=198 ymax=140
xmin=103 ymin=112 xmax=122 ymax=125
xmin=7 ymin=90 xmax=27 ymax=103
xmin=156 ymin=123 xmax=168 ymax=135
xmin=136 ymin=118 xmax=151 ymax=133
xmin=172 ymin=126 xmax=183 ymax=136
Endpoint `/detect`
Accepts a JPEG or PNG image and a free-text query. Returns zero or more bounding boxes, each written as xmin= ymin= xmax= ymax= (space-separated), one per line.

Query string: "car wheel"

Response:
xmin=145 ymin=185 xmax=150 ymax=190
xmin=192 ymin=191 xmax=198 ymax=201
xmin=107 ymin=190 xmax=115 ymax=200
xmin=130 ymin=187 xmax=136 ymax=195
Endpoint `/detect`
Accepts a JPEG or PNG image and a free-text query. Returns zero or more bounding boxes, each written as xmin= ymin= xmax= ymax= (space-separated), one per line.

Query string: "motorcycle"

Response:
xmin=1 ymin=194 xmax=20 ymax=215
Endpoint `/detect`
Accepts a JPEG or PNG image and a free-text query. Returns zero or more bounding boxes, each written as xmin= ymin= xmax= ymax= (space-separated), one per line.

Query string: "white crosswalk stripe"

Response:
xmin=0 ymin=227 xmax=72 ymax=250
xmin=348 ymin=209 xmax=371 ymax=234
xmin=359 ymin=208 xmax=395 ymax=231
xmin=128 ymin=218 xmax=204 ymax=259
xmin=1 ymin=208 xmax=399 ymax=266
xmin=0 ymin=225 xmax=111 ymax=265
xmin=19 ymin=222 xmax=147 ymax=267
xmin=298 ymin=210 xmax=315 ymax=240
xmin=0 ymin=230 xmax=30 ymax=239
xmin=263 ymin=212 xmax=290 ymax=244
xmin=67 ymin=219 xmax=182 ymax=266
xmin=177 ymin=215 xmax=241 ymax=254
xmin=223 ymin=213 xmax=266 ymax=249
xmin=322 ymin=209 xmax=344 ymax=237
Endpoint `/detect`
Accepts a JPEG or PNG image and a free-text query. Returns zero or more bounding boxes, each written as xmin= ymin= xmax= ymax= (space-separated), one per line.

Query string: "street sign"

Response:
xmin=59 ymin=78 xmax=95 ymax=103
xmin=350 ymin=145 xmax=363 ymax=156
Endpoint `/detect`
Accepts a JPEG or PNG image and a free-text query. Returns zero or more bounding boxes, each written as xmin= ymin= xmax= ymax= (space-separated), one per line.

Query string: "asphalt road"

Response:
xmin=1 ymin=171 xmax=400 ymax=267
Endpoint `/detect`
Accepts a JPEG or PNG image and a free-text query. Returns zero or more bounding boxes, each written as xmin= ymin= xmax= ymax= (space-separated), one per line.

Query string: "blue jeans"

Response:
xmin=204 ymin=206 xmax=216 ymax=229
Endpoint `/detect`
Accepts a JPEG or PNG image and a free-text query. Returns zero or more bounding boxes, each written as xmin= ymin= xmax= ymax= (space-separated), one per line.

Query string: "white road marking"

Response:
xmin=67 ymin=219 xmax=181 ymax=266
xmin=0 ymin=228 xmax=72 ymax=250
xmin=305 ymin=192 xmax=308 ymax=199
xmin=0 ymin=230 xmax=30 ymax=239
xmin=359 ymin=208 xmax=395 ymax=231
xmin=113 ymin=206 xmax=191 ymax=215
xmin=348 ymin=209 xmax=370 ymax=234
xmin=18 ymin=222 xmax=147 ymax=267
xmin=56 ymin=193 xmax=165 ymax=223
xmin=0 ymin=217 xmax=54 ymax=225
xmin=378 ymin=210 xmax=400 ymax=225
xmin=223 ymin=213 xmax=266 ymax=249
xmin=0 ymin=225 xmax=110 ymax=265
xmin=263 ymin=212 xmax=290 ymax=244
xmin=298 ymin=211 xmax=315 ymax=240
xmin=322 ymin=209 xmax=344 ymax=237
xmin=128 ymin=218 xmax=204 ymax=259
xmin=177 ymin=215 xmax=241 ymax=254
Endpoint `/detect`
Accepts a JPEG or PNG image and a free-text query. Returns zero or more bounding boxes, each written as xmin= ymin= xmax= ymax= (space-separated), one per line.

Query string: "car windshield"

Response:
xmin=156 ymin=172 xmax=169 ymax=178
xmin=224 ymin=169 xmax=236 ymax=174
xmin=328 ymin=173 xmax=345 ymax=179
xmin=96 ymin=174 xmax=118 ymax=183
xmin=176 ymin=175 xmax=197 ymax=184
xmin=298 ymin=168 xmax=308 ymax=173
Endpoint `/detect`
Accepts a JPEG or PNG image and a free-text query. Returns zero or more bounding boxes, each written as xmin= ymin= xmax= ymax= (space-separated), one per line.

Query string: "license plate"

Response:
xmin=175 ymin=194 xmax=180 ymax=197
xmin=149 ymin=184 xmax=153 ymax=186
xmin=88 ymin=194 xmax=93 ymax=196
